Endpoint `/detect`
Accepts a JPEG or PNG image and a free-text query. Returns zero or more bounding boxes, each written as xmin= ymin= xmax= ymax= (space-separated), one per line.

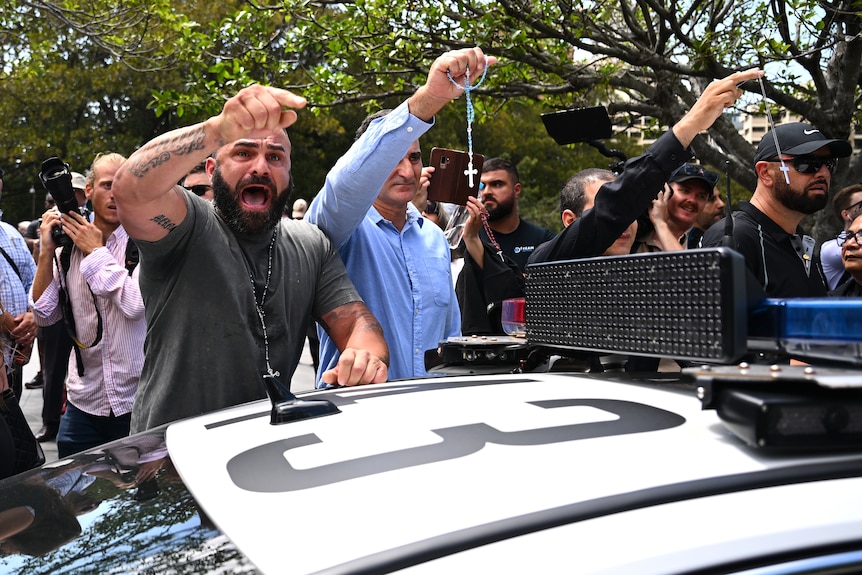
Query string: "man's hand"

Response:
xmin=204 ymin=85 xmax=308 ymax=146
xmin=647 ymin=187 xmax=684 ymax=252
xmin=319 ymin=301 xmax=389 ymax=387
xmin=418 ymin=166 xmax=435 ymax=202
xmin=672 ymin=68 xmax=762 ymax=148
xmin=462 ymin=196 xmax=487 ymax=268
xmin=408 ymin=47 xmax=497 ymax=122
xmin=320 ymin=348 xmax=388 ymax=387
xmin=38 ymin=208 xmax=60 ymax=253
xmin=61 ymin=211 xmax=104 ymax=255
xmin=9 ymin=311 xmax=36 ymax=348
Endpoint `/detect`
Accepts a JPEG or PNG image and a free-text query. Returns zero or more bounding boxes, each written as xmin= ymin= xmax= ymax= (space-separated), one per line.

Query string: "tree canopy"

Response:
xmin=1 ymin=0 xmax=859 ymax=236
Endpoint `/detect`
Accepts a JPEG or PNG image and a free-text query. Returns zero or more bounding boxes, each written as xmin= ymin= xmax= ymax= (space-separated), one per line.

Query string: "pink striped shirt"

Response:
xmin=31 ymin=226 xmax=145 ymax=417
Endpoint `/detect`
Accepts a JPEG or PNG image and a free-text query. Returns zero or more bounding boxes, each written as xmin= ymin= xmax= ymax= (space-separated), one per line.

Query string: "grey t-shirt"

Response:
xmin=131 ymin=193 xmax=360 ymax=432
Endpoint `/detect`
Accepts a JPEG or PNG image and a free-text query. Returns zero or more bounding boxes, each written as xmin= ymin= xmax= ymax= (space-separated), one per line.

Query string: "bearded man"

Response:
xmin=702 ymin=122 xmax=851 ymax=298
xmin=477 ymin=157 xmax=556 ymax=271
xmin=113 ymin=85 xmax=389 ymax=432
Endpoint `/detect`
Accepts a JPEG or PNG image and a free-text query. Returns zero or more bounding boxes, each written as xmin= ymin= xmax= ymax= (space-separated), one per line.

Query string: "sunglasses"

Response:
xmin=187 ymin=184 xmax=213 ymax=197
xmin=671 ymin=164 xmax=720 ymax=187
xmin=767 ymin=156 xmax=837 ymax=175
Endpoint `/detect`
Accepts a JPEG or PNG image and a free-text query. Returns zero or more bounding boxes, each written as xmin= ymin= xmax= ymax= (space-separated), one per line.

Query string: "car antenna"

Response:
xmin=263 ymin=373 xmax=340 ymax=425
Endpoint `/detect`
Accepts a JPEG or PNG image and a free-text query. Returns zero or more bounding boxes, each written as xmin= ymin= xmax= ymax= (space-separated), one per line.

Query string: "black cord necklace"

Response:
xmin=247 ymin=226 xmax=279 ymax=379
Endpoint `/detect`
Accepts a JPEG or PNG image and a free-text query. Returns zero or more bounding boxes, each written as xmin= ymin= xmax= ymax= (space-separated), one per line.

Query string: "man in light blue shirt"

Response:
xmin=0 ymin=168 xmax=38 ymax=397
xmin=308 ymin=48 xmax=495 ymax=383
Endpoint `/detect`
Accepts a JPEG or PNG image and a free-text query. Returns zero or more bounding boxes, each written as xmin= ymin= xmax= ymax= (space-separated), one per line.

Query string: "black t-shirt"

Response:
xmin=701 ymin=201 xmax=827 ymax=298
xmin=829 ymin=277 xmax=862 ymax=297
xmin=480 ymin=218 xmax=555 ymax=271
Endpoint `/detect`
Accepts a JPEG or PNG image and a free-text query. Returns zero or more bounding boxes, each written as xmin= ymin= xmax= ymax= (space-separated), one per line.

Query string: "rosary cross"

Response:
xmin=464 ymin=162 xmax=478 ymax=188
xmin=447 ymin=56 xmax=489 ymax=189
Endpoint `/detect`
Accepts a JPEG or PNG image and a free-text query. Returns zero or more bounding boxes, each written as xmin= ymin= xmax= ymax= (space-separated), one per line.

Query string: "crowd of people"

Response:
xmin=0 ymin=48 xmax=858 ymax=478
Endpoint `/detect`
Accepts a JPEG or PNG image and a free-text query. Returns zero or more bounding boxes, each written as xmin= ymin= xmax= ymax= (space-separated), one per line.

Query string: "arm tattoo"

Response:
xmin=320 ymin=303 xmax=389 ymax=367
xmin=150 ymin=215 xmax=178 ymax=232
xmin=128 ymin=126 xmax=209 ymax=178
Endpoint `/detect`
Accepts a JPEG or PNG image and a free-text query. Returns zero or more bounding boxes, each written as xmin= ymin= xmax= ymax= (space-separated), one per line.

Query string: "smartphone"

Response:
xmin=427 ymin=148 xmax=485 ymax=206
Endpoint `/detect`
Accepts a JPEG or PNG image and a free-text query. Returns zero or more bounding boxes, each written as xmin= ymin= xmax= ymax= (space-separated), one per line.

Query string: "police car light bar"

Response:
xmin=698 ymin=364 xmax=862 ymax=449
xmin=524 ymin=248 xmax=748 ymax=364
xmin=748 ymin=298 xmax=862 ymax=365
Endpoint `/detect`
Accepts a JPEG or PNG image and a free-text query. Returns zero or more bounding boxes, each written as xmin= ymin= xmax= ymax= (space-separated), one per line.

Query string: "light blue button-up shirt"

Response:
xmin=0 ymin=218 xmax=36 ymax=368
xmin=307 ymin=101 xmax=461 ymax=384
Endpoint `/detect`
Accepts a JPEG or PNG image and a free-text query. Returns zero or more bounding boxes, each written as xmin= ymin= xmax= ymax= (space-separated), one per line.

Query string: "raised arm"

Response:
xmin=671 ymin=68 xmax=762 ymax=147
xmin=307 ymin=48 xmax=496 ymax=248
xmin=113 ymin=85 xmax=307 ymax=242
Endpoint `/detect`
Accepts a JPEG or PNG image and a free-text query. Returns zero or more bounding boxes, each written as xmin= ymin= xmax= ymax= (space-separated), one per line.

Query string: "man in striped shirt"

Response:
xmin=30 ymin=153 xmax=145 ymax=458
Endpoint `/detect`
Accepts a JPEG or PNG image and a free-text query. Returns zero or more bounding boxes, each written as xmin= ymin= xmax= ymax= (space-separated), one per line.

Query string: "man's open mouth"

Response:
xmin=240 ymin=185 xmax=272 ymax=210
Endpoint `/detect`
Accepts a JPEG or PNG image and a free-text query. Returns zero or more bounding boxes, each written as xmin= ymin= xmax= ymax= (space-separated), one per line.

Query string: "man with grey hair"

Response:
xmin=558 ymin=168 xmax=616 ymax=226
xmin=307 ymin=48 xmax=496 ymax=382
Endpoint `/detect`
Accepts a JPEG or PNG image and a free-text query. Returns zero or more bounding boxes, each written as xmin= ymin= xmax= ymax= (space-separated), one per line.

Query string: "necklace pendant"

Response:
xmin=464 ymin=159 xmax=478 ymax=188
xmin=264 ymin=368 xmax=281 ymax=379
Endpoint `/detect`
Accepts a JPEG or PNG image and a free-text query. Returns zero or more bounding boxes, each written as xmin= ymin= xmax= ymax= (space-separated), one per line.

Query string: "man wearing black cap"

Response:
xmin=633 ymin=163 xmax=720 ymax=252
xmin=702 ymin=122 xmax=852 ymax=298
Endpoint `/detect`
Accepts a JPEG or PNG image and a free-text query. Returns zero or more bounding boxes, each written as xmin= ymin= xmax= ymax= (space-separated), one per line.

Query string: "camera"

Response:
xmin=39 ymin=157 xmax=87 ymax=248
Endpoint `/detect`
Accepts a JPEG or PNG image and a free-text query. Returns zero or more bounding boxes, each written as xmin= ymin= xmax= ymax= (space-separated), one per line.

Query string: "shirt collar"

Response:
xmin=369 ymin=203 xmax=423 ymax=229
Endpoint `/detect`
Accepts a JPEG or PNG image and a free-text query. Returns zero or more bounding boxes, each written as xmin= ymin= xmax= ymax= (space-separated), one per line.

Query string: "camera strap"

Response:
xmin=55 ymin=244 xmax=103 ymax=377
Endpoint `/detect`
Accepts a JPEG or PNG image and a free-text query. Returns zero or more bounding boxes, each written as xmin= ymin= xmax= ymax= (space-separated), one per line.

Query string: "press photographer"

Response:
xmin=30 ymin=152 xmax=146 ymax=458
xmin=22 ymin=168 xmax=88 ymax=443
xmin=38 ymin=158 xmax=91 ymax=248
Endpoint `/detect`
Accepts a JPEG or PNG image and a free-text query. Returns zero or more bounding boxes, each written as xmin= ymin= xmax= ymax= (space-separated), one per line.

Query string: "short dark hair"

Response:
xmin=355 ymin=109 xmax=394 ymax=141
xmin=559 ymin=168 xmax=615 ymax=216
xmin=481 ymin=157 xmax=519 ymax=184
xmin=833 ymin=183 xmax=862 ymax=220
xmin=179 ymin=160 xmax=208 ymax=187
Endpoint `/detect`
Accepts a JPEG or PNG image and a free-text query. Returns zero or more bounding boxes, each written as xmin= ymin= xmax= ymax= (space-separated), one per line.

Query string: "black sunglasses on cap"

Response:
xmin=670 ymin=163 xmax=719 ymax=187
xmin=767 ymin=156 xmax=837 ymax=175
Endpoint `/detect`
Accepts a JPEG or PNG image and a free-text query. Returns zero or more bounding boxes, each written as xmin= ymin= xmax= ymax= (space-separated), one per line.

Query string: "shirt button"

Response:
xmin=407 ymin=126 xmax=414 ymax=133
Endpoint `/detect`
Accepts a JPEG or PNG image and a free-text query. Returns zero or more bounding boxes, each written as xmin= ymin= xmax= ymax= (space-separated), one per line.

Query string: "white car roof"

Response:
xmin=166 ymin=373 xmax=862 ymax=574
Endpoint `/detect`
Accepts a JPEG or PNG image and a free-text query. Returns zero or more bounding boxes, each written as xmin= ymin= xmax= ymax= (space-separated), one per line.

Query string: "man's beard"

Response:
xmin=212 ymin=167 xmax=293 ymax=235
xmin=773 ymin=176 xmax=828 ymax=215
xmin=485 ymin=196 xmax=515 ymax=222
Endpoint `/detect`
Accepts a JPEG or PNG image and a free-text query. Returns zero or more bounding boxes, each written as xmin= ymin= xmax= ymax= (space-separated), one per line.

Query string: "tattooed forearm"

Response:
xmin=127 ymin=126 xmax=209 ymax=179
xmin=320 ymin=302 xmax=390 ymax=366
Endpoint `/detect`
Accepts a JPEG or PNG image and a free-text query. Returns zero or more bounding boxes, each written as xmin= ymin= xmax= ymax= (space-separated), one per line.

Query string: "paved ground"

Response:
xmin=20 ymin=340 xmax=318 ymax=464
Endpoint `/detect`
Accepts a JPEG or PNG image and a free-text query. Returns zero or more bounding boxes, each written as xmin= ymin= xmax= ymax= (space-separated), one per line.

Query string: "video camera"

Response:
xmin=39 ymin=157 xmax=89 ymax=248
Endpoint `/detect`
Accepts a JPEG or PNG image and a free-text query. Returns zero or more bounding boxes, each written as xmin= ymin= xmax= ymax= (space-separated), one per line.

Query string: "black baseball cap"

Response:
xmin=754 ymin=122 xmax=852 ymax=163
xmin=668 ymin=163 xmax=719 ymax=189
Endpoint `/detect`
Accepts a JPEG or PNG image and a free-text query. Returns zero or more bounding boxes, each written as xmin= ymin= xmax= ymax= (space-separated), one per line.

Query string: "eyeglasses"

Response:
xmin=187 ymin=185 xmax=213 ymax=197
xmin=844 ymin=199 xmax=862 ymax=216
xmin=837 ymin=229 xmax=862 ymax=247
xmin=767 ymin=156 xmax=837 ymax=175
